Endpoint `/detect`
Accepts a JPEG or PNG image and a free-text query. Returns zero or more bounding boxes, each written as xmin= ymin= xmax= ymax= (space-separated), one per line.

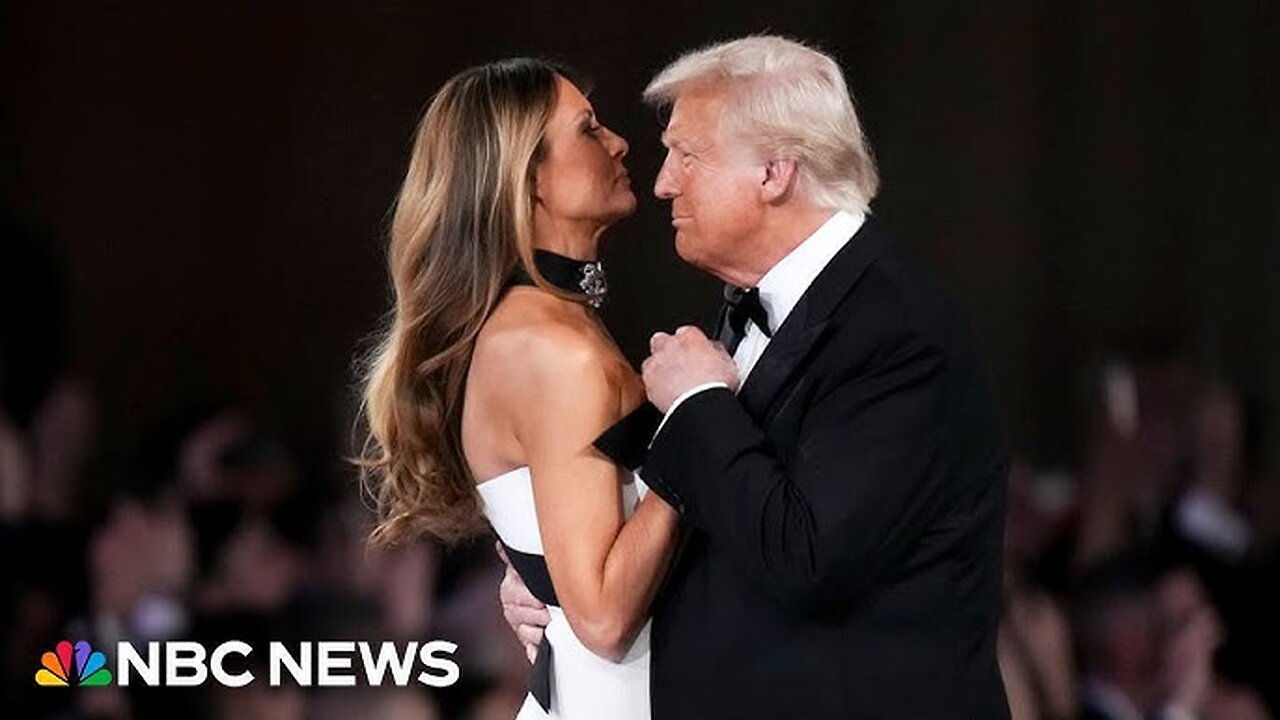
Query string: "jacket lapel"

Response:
xmin=737 ymin=216 xmax=886 ymax=418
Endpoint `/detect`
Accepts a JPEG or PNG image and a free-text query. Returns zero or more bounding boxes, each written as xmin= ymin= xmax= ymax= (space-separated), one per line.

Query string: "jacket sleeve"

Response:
xmin=642 ymin=333 xmax=952 ymax=614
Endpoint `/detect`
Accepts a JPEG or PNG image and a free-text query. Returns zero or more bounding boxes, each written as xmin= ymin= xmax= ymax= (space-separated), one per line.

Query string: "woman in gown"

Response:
xmin=358 ymin=58 xmax=678 ymax=719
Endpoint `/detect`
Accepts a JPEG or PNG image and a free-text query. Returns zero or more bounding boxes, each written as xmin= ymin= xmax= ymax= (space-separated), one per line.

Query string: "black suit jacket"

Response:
xmin=641 ymin=217 xmax=1010 ymax=719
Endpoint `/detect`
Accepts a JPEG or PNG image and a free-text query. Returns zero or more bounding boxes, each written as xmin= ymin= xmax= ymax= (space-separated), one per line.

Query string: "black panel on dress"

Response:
xmin=501 ymin=541 xmax=558 ymax=712
xmin=593 ymin=402 xmax=661 ymax=471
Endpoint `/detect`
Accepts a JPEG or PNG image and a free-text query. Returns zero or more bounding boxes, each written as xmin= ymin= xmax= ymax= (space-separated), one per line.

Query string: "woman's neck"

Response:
xmin=532 ymin=217 xmax=604 ymax=261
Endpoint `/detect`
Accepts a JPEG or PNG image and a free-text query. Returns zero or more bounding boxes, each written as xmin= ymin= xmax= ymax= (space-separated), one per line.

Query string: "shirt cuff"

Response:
xmin=651 ymin=382 xmax=730 ymax=445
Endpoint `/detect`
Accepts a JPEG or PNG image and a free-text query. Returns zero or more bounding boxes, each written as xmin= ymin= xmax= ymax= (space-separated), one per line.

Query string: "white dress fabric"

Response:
xmin=478 ymin=466 xmax=652 ymax=720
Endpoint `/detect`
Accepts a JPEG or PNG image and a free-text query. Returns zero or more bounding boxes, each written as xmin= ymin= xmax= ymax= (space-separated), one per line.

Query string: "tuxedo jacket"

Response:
xmin=641 ymin=217 xmax=1011 ymax=720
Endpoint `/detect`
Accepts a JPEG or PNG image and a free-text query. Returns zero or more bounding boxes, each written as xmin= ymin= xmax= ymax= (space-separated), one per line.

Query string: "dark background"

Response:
xmin=2 ymin=2 xmax=1279 ymax=719
xmin=3 ymin=0 xmax=1276 ymax=473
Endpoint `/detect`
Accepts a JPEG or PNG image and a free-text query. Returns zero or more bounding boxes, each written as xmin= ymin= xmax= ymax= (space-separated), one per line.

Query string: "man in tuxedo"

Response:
xmin=503 ymin=36 xmax=1010 ymax=719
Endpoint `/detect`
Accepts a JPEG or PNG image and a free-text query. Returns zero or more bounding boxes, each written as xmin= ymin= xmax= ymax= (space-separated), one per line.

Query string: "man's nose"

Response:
xmin=654 ymin=155 xmax=680 ymax=199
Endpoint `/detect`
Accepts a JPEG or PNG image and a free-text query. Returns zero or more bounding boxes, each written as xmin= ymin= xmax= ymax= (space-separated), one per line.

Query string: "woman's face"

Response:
xmin=532 ymin=75 xmax=635 ymax=235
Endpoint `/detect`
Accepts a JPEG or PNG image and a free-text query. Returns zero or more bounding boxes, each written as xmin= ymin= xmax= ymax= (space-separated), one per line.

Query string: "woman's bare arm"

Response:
xmin=510 ymin=326 xmax=679 ymax=662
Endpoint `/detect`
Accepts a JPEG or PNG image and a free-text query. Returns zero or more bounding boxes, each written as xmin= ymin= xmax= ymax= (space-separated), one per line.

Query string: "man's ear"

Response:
xmin=760 ymin=158 xmax=798 ymax=204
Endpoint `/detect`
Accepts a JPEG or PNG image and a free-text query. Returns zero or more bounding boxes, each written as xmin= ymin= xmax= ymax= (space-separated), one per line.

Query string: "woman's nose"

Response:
xmin=607 ymin=128 xmax=629 ymax=159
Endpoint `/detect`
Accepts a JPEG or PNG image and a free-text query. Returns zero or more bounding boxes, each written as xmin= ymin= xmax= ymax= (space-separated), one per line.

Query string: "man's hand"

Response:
xmin=642 ymin=326 xmax=739 ymax=412
xmin=497 ymin=542 xmax=550 ymax=663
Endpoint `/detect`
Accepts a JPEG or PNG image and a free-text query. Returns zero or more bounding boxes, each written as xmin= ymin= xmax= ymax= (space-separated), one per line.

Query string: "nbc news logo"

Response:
xmin=34 ymin=639 xmax=460 ymax=688
xmin=35 ymin=640 xmax=113 ymax=687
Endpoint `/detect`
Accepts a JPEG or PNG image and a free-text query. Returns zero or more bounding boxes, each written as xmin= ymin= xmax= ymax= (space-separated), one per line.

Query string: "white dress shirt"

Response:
xmin=656 ymin=209 xmax=866 ymax=433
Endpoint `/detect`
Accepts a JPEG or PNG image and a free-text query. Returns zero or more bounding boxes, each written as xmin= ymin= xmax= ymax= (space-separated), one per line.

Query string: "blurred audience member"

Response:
xmin=1073 ymin=561 xmax=1162 ymax=720
xmin=1155 ymin=568 xmax=1270 ymax=720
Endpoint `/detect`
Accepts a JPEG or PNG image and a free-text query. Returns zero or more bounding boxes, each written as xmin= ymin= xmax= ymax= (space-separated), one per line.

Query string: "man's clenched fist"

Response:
xmin=641 ymin=326 xmax=739 ymax=412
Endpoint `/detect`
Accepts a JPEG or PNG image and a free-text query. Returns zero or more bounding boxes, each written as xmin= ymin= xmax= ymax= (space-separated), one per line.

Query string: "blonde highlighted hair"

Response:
xmin=644 ymin=35 xmax=878 ymax=213
xmin=357 ymin=58 xmax=583 ymax=546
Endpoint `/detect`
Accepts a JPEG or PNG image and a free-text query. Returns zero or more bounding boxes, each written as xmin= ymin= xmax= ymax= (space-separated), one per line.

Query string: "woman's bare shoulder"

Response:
xmin=473 ymin=290 xmax=636 ymax=407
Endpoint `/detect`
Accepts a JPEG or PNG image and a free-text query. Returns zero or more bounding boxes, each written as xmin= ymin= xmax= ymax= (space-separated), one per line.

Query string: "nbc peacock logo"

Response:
xmin=35 ymin=640 xmax=113 ymax=687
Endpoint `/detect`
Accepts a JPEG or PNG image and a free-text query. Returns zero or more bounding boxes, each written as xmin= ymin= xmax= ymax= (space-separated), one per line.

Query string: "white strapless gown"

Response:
xmin=478 ymin=467 xmax=653 ymax=720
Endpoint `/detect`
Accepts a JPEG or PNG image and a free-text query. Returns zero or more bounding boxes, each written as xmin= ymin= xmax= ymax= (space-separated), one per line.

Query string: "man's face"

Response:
xmin=654 ymin=85 xmax=765 ymax=282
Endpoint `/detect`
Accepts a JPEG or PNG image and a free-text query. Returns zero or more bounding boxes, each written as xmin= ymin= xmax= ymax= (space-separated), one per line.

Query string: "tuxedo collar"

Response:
xmin=737 ymin=214 xmax=887 ymax=417
xmin=754 ymin=210 xmax=865 ymax=335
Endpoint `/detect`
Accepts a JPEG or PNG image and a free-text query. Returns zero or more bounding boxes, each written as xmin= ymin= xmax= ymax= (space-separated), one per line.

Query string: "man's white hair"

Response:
xmin=644 ymin=35 xmax=878 ymax=213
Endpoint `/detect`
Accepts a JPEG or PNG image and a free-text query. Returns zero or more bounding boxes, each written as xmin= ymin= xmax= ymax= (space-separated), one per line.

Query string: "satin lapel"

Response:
xmin=737 ymin=317 xmax=834 ymax=419
xmin=737 ymin=216 xmax=886 ymax=418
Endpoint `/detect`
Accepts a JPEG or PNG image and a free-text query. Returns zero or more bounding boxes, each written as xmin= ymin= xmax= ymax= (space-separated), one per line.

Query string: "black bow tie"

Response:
xmin=718 ymin=285 xmax=772 ymax=355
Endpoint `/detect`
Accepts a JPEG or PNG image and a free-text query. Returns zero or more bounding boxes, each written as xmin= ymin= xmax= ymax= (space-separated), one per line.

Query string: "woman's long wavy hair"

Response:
xmin=358 ymin=59 xmax=583 ymax=546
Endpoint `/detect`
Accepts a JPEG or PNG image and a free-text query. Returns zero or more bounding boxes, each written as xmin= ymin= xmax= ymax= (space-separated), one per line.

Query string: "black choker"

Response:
xmin=510 ymin=250 xmax=608 ymax=308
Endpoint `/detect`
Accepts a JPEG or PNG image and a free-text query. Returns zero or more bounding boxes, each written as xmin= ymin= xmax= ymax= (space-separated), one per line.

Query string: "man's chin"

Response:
xmin=673 ymin=238 xmax=710 ymax=274
xmin=672 ymin=233 xmax=693 ymax=261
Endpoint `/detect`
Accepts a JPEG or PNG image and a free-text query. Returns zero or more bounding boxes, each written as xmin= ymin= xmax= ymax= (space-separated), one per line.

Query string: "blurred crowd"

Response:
xmin=998 ymin=348 xmax=1280 ymax=717
xmin=999 ymin=352 xmax=1280 ymax=720
xmin=3 ymin=218 xmax=1278 ymax=720
xmin=1 ymin=219 xmax=532 ymax=719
